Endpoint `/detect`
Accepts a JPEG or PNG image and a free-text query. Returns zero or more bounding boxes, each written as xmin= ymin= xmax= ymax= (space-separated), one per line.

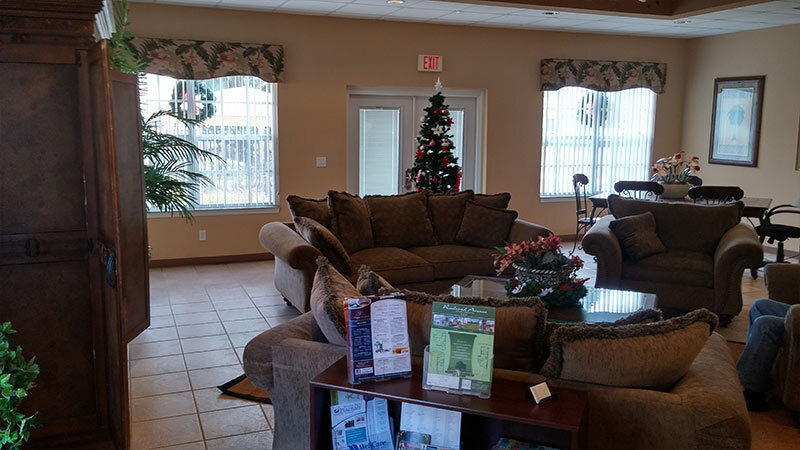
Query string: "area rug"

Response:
xmin=218 ymin=374 xmax=271 ymax=404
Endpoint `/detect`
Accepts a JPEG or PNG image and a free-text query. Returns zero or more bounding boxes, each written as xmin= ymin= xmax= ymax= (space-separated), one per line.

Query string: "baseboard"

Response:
xmin=149 ymin=252 xmax=274 ymax=268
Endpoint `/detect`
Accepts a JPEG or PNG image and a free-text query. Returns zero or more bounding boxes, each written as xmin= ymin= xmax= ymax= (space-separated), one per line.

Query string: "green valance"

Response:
xmin=540 ymin=58 xmax=666 ymax=94
xmin=131 ymin=38 xmax=284 ymax=82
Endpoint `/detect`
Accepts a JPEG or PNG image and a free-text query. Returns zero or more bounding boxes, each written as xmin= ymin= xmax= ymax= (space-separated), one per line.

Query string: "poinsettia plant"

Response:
xmin=495 ymin=235 xmax=589 ymax=307
xmin=651 ymin=151 xmax=700 ymax=184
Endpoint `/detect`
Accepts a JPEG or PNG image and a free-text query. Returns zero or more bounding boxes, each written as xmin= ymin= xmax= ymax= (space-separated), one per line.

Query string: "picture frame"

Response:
xmin=708 ymin=76 xmax=765 ymax=167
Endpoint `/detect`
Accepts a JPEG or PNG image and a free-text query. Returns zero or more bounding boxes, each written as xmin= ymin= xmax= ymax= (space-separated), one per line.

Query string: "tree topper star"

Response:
xmin=434 ymin=77 xmax=443 ymax=92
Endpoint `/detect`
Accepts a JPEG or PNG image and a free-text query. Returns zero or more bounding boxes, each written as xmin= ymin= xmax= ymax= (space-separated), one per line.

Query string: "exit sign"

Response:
xmin=418 ymin=55 xmax=442 ymax=72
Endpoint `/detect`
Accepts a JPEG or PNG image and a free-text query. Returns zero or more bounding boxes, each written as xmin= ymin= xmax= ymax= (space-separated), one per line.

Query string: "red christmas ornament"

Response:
xmin=428 ymin=140 xmax=435 ymax=146
xmin=432 ymin=177 xmax=438 ymax=183
xmin=433 ymin=108 xmax=441 ymax=114
xmin=442 ymin=109 xmax=449 ymax=115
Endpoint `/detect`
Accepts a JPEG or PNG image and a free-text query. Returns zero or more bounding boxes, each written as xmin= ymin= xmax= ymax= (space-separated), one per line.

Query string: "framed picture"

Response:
xmin=709 ymin=76 xmax=765 ymax=167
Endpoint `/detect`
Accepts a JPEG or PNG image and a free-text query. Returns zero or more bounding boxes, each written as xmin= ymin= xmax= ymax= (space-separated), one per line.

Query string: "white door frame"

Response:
xmin=346 ymin=86 xmax=486 ymax=194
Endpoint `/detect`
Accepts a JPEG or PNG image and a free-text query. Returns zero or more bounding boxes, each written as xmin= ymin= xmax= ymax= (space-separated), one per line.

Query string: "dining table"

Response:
xmin=588 ymin=193 xmax=773 ymax=224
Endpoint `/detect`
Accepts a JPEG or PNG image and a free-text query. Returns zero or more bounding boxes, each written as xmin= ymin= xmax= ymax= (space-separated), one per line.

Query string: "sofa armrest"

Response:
xmin=271 ymin=338 xmax=347 ymax=450
xmin=581 ymin=215 xmax=623 ymax=288
xmin=713 ymin=224 xmax=763 ymax=315
xmin=766 ymin=264 xmax=800 ymax=305
xmin=507 ymin=219 xmax=552 ymax=244
xmin=259 ymin=221 xmax=322 ymax=272
xmin=242 ymin=312 xmax=316 ymax=390
xmin=782 ymin=304 xmax=800 ymax=411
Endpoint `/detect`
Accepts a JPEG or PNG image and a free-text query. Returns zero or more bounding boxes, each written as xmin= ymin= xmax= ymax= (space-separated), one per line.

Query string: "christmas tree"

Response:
xmin=405 ymin=78 xmax=461 ymax=193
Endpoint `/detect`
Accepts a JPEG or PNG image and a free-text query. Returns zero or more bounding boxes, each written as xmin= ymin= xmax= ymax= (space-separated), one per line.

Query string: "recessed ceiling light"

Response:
xmin=674 ymin=19 xmax=692 ymax=24
xmin=542 ymin=11 xmax=559 ymax=16
xmin=386 ymin=0 xmax=404 ymax=4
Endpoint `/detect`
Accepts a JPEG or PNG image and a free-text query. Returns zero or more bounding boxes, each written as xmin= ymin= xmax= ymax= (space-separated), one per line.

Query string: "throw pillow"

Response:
xmin=474 ymin=192 xmax=511 ymax=209
xmin=287 ymin=195 xmax=331 ymax=229
xmin=327 ymin=191 xmax=374 ymax=254
xmin=609 ymin=212 xmax=666 ymax=261
xmin=427 ymin=190 xmax=475 ymax=244
xmin=541 ymin=308 xmax=718 ymax=389
xmin=456 ymin=200 xmax=518 ymax=248
xmin=293 ymin=217 xmax=352 ymax=275
xmin=379 ymin=288 xmax=547 ymax=372
xmin=364 ymin=191 xmax=437 ymax=248
xmin=356 ymin=265 xmax=393 ymax=296
xmin=309 ymin=257 xmax=361 ymax=346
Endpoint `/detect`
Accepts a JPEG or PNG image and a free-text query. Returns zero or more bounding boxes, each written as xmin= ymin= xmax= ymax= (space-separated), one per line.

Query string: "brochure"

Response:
xmin=399 ymin=402 xmax=461 ymax=449
xmin=330 ymin=391 xmax=394 ymax=450
xmin=426 ymin=302 xmax=495 ymax=397
xmin=345 ymin=295 xmax=412 ymax=384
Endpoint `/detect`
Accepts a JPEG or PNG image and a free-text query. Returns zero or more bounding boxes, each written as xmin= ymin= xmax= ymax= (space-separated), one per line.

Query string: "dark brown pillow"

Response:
xmin=427 ymin=190 xmax=474 ymax=244
xmin=287 ymin=195 xmax=330 ymax=229
xmin=310 ymin=257 xmax=361 ymax=346
xmin=609 ymin=212 xmax=666 ymax=261
xmin=327 ymin=191 xmax=374 ymax=254
xmin=294 ymin=217 xmax=351 ymax=275
xmin=474 ymin=192 xmax=511 ymax=209
xmin=456 ymin=200 xmax=518 ymax=248
xmin=356 ymin=265 xmax=393 ymax=296
xmin=364 ymin=191 xmax=437 ymax=248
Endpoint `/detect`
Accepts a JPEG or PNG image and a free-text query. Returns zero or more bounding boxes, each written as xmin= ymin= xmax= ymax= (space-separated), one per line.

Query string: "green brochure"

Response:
xmin=427 ymin=302 xmax=495 ymax=397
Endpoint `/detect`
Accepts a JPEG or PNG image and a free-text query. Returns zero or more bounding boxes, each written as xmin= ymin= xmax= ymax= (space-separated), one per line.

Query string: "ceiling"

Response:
xmin=133 ymin=0 xmax=800 ymax=37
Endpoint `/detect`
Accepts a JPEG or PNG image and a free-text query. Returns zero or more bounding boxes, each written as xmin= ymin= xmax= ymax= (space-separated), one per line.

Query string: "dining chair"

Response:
xmin=688 ymin=186 xmax=744 ymax=204
xmin=613 ymin=181 xmax=664 ymax=200
xmin=571 ymin=173 xmax=596 ymax=254
xmin=687 ymin=176 xmax=703 ymax=187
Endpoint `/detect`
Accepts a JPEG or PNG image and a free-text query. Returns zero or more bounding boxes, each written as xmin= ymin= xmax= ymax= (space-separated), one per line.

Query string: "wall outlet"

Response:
xmin=316 ymin=156 xmax=327 ymax=168
xmin=199 ymin=230 xmax=207 ymax=241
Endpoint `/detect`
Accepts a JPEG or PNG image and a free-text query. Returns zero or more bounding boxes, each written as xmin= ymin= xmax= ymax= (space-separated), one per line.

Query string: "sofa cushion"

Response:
xmin=608 ymin=194 xmax=742 ymax=255
xmin=287 ymin=195 xmax=331 ymax=229
xmin=623 ymin=250 xmax=714 ymax=288
xmin=309 ymin=257 xmax=360 ymax=345
xmin=356 ymin=265 xmax=393 ymax=296
xmin=294 ymin=217 xmax=351 ymax=275
xmin=408 ymin=245 xmax=498 ymax=279
xmin=456 ymin=200 xmax=518 ymax=248
xmin=327 ymin=190 xmax=374 ymax=254
xmin=474 ymin=192 xmax=511 ymax=209
xmin=348 ymin=247 xmax=435 ymax=285
xmin=387 ymin=290 xmax=547 ymax=372
xmin=609 ymin=212 xmax=666 ymax=262
xmin=364 ymin=191 xmax=437 ymax=248
xmin=541 ymin=309 xmax=718 ymax=389
xmin=427 ymin=190 xmax=475 ymax=244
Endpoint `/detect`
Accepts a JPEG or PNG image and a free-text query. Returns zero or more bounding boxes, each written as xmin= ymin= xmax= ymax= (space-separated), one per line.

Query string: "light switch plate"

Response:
xmin=316 ymin=156 xmax=327 ymax=168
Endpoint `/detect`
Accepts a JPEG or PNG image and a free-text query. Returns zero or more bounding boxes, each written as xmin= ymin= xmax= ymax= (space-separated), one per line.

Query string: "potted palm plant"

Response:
xmin=651 ymin=151 xmax=701 ymax=199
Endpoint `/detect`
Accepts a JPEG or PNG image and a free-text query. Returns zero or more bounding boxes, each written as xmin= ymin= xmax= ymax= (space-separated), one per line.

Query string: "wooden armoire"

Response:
xmin=0 ymin=1 xmax=149 ymax=448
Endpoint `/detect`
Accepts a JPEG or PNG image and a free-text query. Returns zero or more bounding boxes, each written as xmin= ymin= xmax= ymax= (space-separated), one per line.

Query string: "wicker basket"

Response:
xmin=512 ymin=262 xmax=573 ymax=287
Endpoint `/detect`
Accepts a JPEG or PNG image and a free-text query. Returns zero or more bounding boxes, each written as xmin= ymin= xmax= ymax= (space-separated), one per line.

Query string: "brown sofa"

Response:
xmin=244 ymin=310 xmax=751 ymax=450
xmin=260 ymin=191 xmax=551 ymax=312
xmin=582 ymin=195 xmax=763 ymax=324
xmin=764 ymin=263 xmax=800 ymax=415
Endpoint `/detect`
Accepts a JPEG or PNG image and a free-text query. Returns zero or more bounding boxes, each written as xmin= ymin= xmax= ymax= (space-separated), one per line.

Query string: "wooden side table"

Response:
xmin=310 ymin=358 xmax=587 ymax=449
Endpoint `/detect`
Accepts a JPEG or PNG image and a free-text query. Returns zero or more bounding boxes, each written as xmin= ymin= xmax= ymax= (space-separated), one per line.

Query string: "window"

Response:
xmin=539 ymin=87 xmax=656 ymax=198
xmin=140 ymin=74 xmax=278 ymax=210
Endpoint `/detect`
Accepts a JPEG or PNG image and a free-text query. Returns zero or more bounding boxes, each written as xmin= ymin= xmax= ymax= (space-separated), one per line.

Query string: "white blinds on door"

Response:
xmin=359 ymin=109 xmax=400 ymax=196
xmin=540 ymin=87 xmax=656 ymax=197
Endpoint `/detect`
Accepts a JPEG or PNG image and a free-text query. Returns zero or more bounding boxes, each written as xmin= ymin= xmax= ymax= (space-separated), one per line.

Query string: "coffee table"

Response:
xmin=449 ymin=276 xmax=658 ymax=323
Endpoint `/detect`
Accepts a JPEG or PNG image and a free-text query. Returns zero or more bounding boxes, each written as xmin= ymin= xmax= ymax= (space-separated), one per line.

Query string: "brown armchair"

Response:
xmin=582 ymin=195 xmax=763 ymax=325
xmin=764 ymin=264 xmax=800 ymax=414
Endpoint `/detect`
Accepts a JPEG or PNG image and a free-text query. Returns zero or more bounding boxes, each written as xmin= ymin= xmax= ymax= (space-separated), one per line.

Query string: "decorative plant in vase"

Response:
xmin=495 ymin=235 xmax=589 ymax=308
xmin=0 ymin=322 xmax=39 ymax=449
xmin=651 ymin=151 xmax=700 ymax=199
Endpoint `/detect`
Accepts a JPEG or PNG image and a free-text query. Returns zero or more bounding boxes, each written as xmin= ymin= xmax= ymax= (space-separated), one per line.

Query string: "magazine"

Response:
xmin=345 ymin=295 xmax=412 ymax=384
xmin=426 ymin=302 xmax=495 ymax=397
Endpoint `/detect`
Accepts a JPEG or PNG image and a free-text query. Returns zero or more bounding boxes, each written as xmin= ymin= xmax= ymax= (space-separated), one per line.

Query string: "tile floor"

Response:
xmin=128 ymin=261 xmax=299 ymax=450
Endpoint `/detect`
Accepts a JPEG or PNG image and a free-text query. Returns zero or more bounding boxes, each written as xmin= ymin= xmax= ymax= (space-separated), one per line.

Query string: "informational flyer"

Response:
xmin=426 ymin=302 xmax=495 ymax=397
xmin=330 ymin=392 xmax=369 ymax=450
xmin=399 ymin=402 xmax=461 ymax=449
xmin=345 ymin=295 xmax=411 ymax=384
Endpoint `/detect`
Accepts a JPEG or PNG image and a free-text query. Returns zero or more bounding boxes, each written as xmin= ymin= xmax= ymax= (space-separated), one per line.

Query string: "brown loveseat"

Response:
xmin=260 ymin=190 xmax=551 ymax=312
xmin=764 ymin=263 xmax=800 ymax=416
xmin=582 ymin=195 xmax=763 ymax=324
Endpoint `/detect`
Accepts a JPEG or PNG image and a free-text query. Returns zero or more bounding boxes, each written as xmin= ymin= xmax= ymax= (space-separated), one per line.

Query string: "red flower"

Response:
xmin=559 ymin=284 xmax=573 ymax=291
xmin=433 ymin=108 xmax=441 ymax=114
xmin=415 ymin=149 xmax=423 ymax=159
xmin=446 ymin=118 xmax=453 ymax=125
xmin=576 ymin=278 xmax=589 ymax=286
xmin=674 ymin=153 xmax=682 ymax=160
xmin=442 ymin=157 xmax=450 ymax=166
xmin=442 ymin=109 xmax=449 ymax=115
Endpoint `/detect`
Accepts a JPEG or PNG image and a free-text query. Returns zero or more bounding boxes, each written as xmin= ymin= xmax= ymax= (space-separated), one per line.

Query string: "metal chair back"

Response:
xmin=573 ymin=173 xmax=590 ymax=218
xmin=687 ymin=176 xmax=703 ymax=187
xmin=613 ymin=181 xmax=664 ymax=200
xmin=688 ymin=186 xmax=744 ymax=204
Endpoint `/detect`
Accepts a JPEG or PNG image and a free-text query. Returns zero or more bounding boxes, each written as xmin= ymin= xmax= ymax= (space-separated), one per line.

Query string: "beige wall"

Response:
xmin=681 ymin=24 xmax=800 ymax=252
xmin=130 ymin=3 xmax=691 ymax=260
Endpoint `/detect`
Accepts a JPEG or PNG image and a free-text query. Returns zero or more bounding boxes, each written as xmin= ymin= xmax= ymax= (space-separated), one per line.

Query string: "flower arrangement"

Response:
xmin=495 ymin=235 xmax=589 ymax=308
xmin=651 ymin=151 xmax=700 ymax=184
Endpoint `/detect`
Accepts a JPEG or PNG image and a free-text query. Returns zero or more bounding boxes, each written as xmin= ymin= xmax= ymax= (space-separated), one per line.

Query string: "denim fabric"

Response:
xmin=737 ymin=298 xmax=791 ymax=392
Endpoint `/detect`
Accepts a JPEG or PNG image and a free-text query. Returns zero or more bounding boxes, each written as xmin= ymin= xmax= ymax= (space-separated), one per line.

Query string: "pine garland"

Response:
xmin=405 ymin=90 xmax=461 ymax=193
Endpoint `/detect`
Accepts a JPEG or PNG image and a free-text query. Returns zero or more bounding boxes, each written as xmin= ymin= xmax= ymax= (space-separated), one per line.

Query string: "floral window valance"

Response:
xmin=131 ymin=38 xmax=284 ymax=82
xmin=540 ymin=58 xmax=666 ymax=94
